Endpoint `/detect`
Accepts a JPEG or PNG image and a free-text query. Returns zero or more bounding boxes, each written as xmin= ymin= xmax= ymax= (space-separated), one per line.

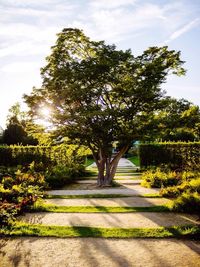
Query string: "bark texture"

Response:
xmin=92 ymin=145 xmax=129 ymax=186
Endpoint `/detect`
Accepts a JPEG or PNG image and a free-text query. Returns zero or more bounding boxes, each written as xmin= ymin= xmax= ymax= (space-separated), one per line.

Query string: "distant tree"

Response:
xmin=3 ymin=102 xmax=38 ymax=145
xmin=24 ymin=28 xmax=185 ymax=185
xmin=154 ymin=98 xmax=200 ymax=141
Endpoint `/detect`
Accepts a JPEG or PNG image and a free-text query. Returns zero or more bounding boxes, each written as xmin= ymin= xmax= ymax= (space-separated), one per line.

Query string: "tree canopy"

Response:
xmin=3 ymin=102 xmax=38 ymax=145
xmin=24 ymin=28 xmax=186 ymax=185
xmin=154 ymin=98 xmax=200 ymax=141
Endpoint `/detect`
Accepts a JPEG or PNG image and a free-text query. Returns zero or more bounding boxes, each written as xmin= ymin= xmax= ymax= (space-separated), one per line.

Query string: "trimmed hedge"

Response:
xmin=139 ymin=142 xmax=200 ymax=171
xmin=0 ymin=145 xmax=91 ymax=167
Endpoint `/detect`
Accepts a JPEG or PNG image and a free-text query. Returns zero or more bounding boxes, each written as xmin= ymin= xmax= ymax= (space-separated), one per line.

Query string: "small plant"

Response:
xmin=141 ymin=168 xmax=181 ymax=188
xmin=0 ymin=202 xmax=20 ymax=226
xmin=160 ymin=177 xmax=200 ymax=198
xmin=0 ymin=166 xmax=45 ymax=226
xmin=170 ymin=191 xmax=200 ymax=213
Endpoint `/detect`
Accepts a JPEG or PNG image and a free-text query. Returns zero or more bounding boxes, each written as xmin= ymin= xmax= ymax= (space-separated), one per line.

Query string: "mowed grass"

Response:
xmin=32 ymin=202 xmax=170 ymax=213
xmin=1 ymin=223 xmax=199 ymax=238
xmin=128 ymin=156 xmax=140 ymax=167
xmin=45 ymin=193 xmax=161 ymax=199
xmin=84 ymin=158 xmax=95 ymax=167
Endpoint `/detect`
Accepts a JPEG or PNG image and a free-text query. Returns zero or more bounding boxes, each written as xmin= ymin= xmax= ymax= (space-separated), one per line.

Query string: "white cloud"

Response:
xmin=0 ymin=0 xmax=61 ymax=7
xmin=1 ymin=61 xmax=42 ymax=73
xmin=90 ymin=0 xmax=137 ymax=9
xmin=167 ymin=18 xmax=200 ymax=42
xmin=87 ymin=3 xmax=165 ymax=42
xmin=0 ymin=41 xmax=51 ymax=58
xmin=163 ymin=18 xmax=200 ymax=44
xmin=0 ymin=3 xmax=76 ymax=21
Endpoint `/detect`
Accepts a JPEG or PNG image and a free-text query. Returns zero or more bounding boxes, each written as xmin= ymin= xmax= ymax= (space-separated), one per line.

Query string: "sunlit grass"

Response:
xmin=1 ymin=223 xmax=199 ymax=238
xmin=128 ymin=156 xmax=140 ymax=167
xmin=45 ymin=193 xmax=161 ymax=199
xmin=32 ymin=202 xmax=170 ymax=213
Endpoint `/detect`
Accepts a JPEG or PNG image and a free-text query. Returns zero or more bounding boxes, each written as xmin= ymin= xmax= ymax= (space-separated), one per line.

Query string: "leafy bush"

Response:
xmin=0 ymin=202 xmax=20 ymax=226
xmin=45 ymin=164 xmax=85 ymax=188
xmin=0 ymin=165 xmax=45 ymax=226
xmin=160 ymin=177 xmax=200 ymax=198
xmin=141 ymin=169 xmax=181 ymax=188
xmin=170 ymin=191 xmax=200 ymax=213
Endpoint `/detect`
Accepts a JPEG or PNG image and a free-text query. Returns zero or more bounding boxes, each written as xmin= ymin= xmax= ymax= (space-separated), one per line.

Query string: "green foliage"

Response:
xmin=45 ymin=164 xmax=85 ymax=188
xmin=0 ymin=202 xmax=20 ymax=226
xmin=3 ymin=102 xmax=38 ymax=145
xmin=139 ymin=142 xmax=200 ymax=171
xmin=141 ymin=168 xmax=181 ymax=188
xmin=24 ymin=28 xmax=185 ymax=184
xmin=152 ymin=98 xmax=200 ymax=141
xmin=160 ymin=177 xmax=200 ymax=198
xmin=0 ymin=165 xmax=45 ymax=226
xmin=170 ymin=192 xmax=200 ymax=213
xmin=0 ymin=144 xmax=90 ymax=167
xmin=141 ymin=167 xmax=200 ymax=213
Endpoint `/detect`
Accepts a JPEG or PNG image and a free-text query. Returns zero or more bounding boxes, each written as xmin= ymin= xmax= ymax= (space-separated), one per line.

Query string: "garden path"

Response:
xmin=1 ymin=158 xmax=199 ymax=267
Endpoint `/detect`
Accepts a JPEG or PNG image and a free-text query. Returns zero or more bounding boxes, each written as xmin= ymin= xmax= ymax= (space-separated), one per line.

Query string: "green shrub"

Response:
xmin=170 ymin=191 xmax=200 ymax=213
xmin=45 ymin=165 xmax=73 ymax=188
xmin=141 ymin=169 xmax=181 ymax=188
xmin=0 ymin=144 xmax=91 ymax=167
xmin=160 ymin=186 xmax=181 ymax=198
xmin=160 ymin=177 xmax=200 ymax=198
xmin=139 ymin=142 xmax=200 ymax=171
xmin=0 ymin=167 xmax=45 ymax=226
xmin=45 ymin=164 xmax=85 ymax=188
xmin=181 ymin=171 xmax=199 ymax=181
xmin=189 ymin=178 xmax=200 ymax=193
xmin=0 ymin=202 xmax=20 ymax=226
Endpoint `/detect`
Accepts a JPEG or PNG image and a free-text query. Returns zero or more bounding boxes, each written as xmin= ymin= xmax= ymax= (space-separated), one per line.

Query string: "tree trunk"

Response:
xmin=94 ymin=145 xmax=129 ymax=186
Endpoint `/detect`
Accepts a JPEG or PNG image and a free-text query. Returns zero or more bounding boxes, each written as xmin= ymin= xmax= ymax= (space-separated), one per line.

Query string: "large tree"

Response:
xmin=24 ymin=28 xmax=185 ymax=186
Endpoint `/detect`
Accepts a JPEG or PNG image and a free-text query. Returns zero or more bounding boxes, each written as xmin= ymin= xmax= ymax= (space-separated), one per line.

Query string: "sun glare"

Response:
xmin=40 ymin=107 xmax=51 ymax=118
xmin=36 ymin=107 xmax=52 ymax=128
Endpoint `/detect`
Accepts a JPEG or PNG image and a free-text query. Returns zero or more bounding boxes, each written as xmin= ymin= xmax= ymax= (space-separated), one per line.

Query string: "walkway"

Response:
xmin=1 ymin=158 xmax=199 ymax=267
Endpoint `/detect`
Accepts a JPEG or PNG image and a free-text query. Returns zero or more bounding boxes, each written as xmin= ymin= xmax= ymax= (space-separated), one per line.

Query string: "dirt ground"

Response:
xmin=0 ymin=237 xmax=199 ymax=267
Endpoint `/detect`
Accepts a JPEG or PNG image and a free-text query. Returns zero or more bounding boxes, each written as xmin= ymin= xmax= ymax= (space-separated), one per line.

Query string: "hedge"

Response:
xmin=0 ymin=145 xmax=91 ymax=167
xmin=139 ymin=142 xmax=200 ymax=171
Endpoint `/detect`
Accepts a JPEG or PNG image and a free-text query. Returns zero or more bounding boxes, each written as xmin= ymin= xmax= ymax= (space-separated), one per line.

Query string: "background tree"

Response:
xmin=24 ymin=28 xmax=185 ymax=186
xmin=3 ymin=102 xmax=38 ymax=145
xmin=153 ymin=98 xmax=200 ymax=141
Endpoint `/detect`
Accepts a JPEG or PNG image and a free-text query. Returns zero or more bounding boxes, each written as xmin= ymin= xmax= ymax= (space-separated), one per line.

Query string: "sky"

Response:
xmin=0 ymin=0 xmax=200 ymax=128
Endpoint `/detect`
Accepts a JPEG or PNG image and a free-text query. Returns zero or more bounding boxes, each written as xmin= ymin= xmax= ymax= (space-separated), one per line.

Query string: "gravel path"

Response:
xmin=45 ymin=196 xmax=170 ymax=207
xmin=1 ymin=237 xmax=199 ymax=267
xmin=19 ymin=212 xmax=199 ymax=228
xmin=47 ymin=185 xmax=159 ymax=196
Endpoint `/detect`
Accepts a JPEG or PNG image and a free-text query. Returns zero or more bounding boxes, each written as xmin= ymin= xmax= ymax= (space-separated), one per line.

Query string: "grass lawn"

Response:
xmin=32 ymin=202 xmax=170 ymax=213
xmin=85 ymin=158 xmax=95 ymax=167
xmin=128 ymin=156 xmax=140 ymax=167
xmin=45 ymin=193 xmax=161 ymax=199
xmin=1 ymin=223 xmax=199 ymax=238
